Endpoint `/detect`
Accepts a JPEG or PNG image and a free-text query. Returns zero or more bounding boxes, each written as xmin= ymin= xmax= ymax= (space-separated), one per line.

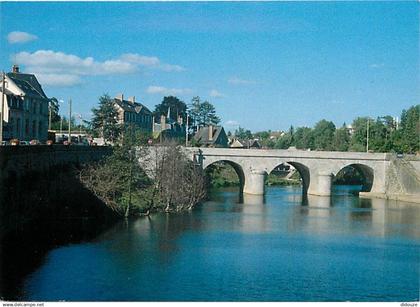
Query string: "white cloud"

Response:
xmin=119 ymin=53 xmax=160 ymax=66
xmin=7 ymin=31 xmax=38 ymax=44
xmin=146 ymin=85 xmax=192 ymax=96
xmin=209 ymin=89 xmax=225 ymax=98
xmin=15 ymin=50 xmax=137 ymax=75
xmin=159 ymin=63 xmax=185 ymax=72
xmin=224 ymin=120 xmax=240 ymax=127
xmin=120 ymin=53 xmax=185 ymax=71
xmin=12 ymin=50 xmax=184 ymax=87
xmin=228 ymin=77 xmax=256 ymax=85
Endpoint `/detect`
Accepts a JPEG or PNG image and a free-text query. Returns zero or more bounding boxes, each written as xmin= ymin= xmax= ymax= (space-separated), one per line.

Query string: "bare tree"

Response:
xmin=80 ymin=140 xmax=206 ymax=216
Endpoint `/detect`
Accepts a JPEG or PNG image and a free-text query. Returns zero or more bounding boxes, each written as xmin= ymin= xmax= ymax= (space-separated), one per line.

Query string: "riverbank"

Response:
xmin=0 ymin=166 xmax=120 ymax=240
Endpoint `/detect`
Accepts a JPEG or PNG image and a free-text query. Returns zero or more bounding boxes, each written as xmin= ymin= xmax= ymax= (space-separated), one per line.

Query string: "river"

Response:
xmin=2 ymin=185 xmax=419 ymax=301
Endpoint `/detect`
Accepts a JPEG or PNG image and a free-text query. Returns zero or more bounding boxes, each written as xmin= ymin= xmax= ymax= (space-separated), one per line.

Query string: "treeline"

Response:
xmin=239 ymin=105 xmax=419 ymax=154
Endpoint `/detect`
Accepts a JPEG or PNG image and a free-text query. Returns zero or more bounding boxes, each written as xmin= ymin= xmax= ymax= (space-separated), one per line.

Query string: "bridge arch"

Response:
xmin=267 ymin=161 xmax=310 ymax=194
xmin=333 ymin=163 xmax=374 ymax=192
xmin=203 ymin=159 xmax=246 ymax=194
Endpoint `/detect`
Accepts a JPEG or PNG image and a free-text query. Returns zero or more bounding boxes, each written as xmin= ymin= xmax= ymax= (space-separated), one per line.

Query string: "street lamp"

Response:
xmin=48 ymin=101 xmax=52 ymax=131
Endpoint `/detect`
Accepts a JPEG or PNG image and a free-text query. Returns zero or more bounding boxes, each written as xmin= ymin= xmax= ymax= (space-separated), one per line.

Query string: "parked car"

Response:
xmin=10 ymin=139 xmax=19 ymax=146
xmin=1 ymin=141 xmax=9 ymax=146
xmin=30 ymin=139 xmax=41 ymax=145
xmin=19 ymin=141 xmax=30 ymax=146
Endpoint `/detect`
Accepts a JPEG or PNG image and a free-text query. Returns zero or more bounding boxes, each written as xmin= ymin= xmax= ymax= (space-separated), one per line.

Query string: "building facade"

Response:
xmin=114 ymin=94 xmax=153 ymax=132
xmin=1 ymin=66 xmax=49 ymax=142
xmin=152 ymin=107 xmax=186 ymax=140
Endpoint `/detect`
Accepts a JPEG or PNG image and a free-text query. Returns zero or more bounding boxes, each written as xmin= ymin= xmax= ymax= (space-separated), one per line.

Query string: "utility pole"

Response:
xmin=366 ymin=117 xmax=370 ymax=153
xmin=185 ymin=113 xmax=189 ymax=147
xmin=48 ymin=100 xmax=52 ymax=131
xmin=68 ymin=98 xmax=72 ymax=144
xmin=0 ymin=72 xmax=5 ymax=144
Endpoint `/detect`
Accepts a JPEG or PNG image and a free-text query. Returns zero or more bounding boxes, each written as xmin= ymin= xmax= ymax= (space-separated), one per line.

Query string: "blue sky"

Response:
xmin=0 ymin=1 xmax=418 ymax=132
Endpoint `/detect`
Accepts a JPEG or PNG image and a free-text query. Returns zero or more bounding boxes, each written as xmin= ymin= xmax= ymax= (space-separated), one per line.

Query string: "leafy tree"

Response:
xmin=254 ymin=131 xmax=270 ymax=140
xmin=153 ymin=96 xmax=187 ymax=123
xmin=333 ymin=124 xmax=350 ymax=151
xmin=200 ymin=101 xmax=220 ymax=126
xmin=349 ymin=117 xmax=368 ymax=152
xmin=294 ymin=127 xmax=314 ymax=150
xmin=398 ymin=105 xmax=420 ymax=153
xmin=188 ymin=96 xmax=220 ymax=132
xmin=49 ymin=97 xmax=61 ymax=129
xmin=312 ymin=120 xmax=336 ymax=150
xmin=234 ymin=127 xmax=253 ymax=140
xmin=254 ymin=130 xmax=275 ymax=148
xmin=91 ymin=94 xmax=121 ymax=143
xmin=274 ymin=133 xmax=292 ymax=149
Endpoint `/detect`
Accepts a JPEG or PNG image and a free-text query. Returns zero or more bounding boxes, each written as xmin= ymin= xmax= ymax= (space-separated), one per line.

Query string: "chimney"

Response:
xmin=128 ymin=96 xmax=135 ymax=104
xmin=208 ymin=125 xmax=213 ymax=141
xmin=115 ymin=93 xmax=124 ymax=101
xmin=12 ymin=65 xmax=19 ymax=73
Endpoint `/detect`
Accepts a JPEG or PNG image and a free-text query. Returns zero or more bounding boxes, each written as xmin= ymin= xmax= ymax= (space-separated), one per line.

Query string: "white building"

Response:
xmin=1 ymin=65 xmax=49 ymax=142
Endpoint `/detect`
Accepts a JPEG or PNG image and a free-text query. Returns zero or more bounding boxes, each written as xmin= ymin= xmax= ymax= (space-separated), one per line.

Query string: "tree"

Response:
xmin=274 ymin=133 xmax=292 ymax=149
xmin=151 ymin=142 xmax=206 ymax=212
xmin=312 ymin=120 xmax=336 ymax=150
xmin=398 ymin=105 xmax=420 ymax=153
xmin=188 ymin=96 xmax=220 ymax=132
xmin=91 ymin=94 xmax=121 ymax=143
xmin=333 ymin=124 xmax=350 ymax=151
xmin=200 ymin=101 xmax=220 ymax=126
xmin=254 ymin=130 xmax=275 ymax=148
xmin=153 ymin=96 xmax=187 ymax=123
xmin=234 ymin=127 xmax=253 ymax=140
xmin=349 ymin=117 xmax=368 ymax=152
xmin=49 ymin=97 xmax=61 ymax=129
xmin=294 ymin=127 xmax=314 ymax=150
xmin=80 ymin=127 xmax=152 ymax=216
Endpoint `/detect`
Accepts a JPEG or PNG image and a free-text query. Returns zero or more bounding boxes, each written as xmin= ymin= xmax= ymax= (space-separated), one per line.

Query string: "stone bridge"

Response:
xmin=185 ymin=147 xmax=420 ymax=198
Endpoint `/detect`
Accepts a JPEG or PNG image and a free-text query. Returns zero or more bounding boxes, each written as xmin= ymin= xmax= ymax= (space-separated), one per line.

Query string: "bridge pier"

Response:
xmin=308 ymin=172 xmax=333 ymax=196
xmin=243 ymin=170 xmax=265 ymax=195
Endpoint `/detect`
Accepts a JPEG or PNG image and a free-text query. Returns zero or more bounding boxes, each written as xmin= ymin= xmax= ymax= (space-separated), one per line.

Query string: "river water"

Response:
xmin=4 ymin=186 xmax=420 ymax=301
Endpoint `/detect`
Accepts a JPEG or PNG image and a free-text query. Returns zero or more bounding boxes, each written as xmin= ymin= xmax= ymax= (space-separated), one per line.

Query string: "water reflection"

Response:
xmin=243 ymin=194 xmax=265 ymax=205
xmin=6 ymin=186 xmax=420 ymax=302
